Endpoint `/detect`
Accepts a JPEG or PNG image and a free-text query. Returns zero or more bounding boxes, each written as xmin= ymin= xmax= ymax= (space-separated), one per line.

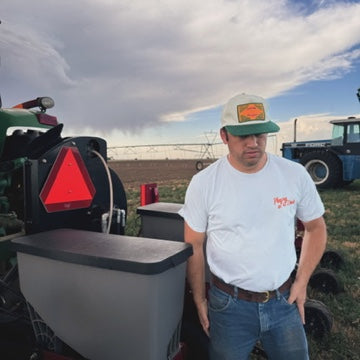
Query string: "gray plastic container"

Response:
xmin=12 ymin=228 xmax=192 ymax=360
xmin=137 ymin=202 xmax=184 ymax=242
xmin=137 ymin=202 xmax=211 ymax=283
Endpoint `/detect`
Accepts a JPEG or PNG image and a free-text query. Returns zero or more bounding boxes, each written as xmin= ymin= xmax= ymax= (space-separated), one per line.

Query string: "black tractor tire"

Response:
xmin=299 ymin=151 xmax=342 ymax=189
xmin=309 ymin=268 xmax=344 ymax=294
xmin=320 ymin=250 xmax=345 ymax=271
xmin=304 ymin=299 xmax=333 ymax=339
xmin=196 ymin=161 xmax=204 ymax=171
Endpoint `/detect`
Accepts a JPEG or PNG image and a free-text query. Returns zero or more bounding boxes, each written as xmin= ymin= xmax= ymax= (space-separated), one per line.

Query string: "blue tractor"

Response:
xmin=281 ymin=89 xmax=360 ymax=189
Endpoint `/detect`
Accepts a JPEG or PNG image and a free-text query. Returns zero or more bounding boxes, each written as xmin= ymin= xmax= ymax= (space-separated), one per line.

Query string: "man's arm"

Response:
xmin=184 ymin=221 xmax=209 ymax=336
xmin=288 ymin=216 xmax=327 ymax=323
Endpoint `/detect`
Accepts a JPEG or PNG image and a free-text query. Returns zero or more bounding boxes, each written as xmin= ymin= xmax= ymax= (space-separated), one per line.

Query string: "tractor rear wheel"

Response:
xmin=300 ymin=151 xmax=342 ymax=189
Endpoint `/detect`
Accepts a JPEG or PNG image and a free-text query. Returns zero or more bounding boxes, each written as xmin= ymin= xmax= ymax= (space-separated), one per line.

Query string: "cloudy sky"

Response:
xmin=1 ymin=0 xmax=360 ymax=155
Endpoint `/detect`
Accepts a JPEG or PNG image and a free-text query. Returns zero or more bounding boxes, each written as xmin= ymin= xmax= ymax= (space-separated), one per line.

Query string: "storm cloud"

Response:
xmin=1 ymin=0 xmax=360 ymax=136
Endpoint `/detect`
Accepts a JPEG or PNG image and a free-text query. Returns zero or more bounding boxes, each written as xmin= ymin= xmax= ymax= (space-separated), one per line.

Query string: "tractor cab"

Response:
xmin=331 ymin=117 xmax=360 ymax=150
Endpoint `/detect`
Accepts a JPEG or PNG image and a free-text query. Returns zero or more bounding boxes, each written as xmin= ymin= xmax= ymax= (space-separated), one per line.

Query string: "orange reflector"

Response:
xmin=40 ymin=147 xmax=96 ymax=212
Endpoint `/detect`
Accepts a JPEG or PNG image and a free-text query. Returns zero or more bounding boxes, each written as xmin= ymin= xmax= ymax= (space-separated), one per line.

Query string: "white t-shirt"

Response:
xmin=179 ymin=154 xmax=325 ymax=292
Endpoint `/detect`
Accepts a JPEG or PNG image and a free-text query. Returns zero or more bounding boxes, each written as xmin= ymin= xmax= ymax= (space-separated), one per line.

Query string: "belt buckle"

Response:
xmin=262 ymin=291 xmax=270 ymax=303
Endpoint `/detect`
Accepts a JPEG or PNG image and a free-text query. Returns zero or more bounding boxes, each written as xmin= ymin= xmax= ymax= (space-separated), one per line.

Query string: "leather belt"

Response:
xmin=211 ymin=274 xmax=293 ymax=303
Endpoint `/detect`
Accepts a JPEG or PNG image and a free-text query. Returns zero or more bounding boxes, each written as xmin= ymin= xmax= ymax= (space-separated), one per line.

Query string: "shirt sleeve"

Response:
xmin=178 ymin=174 xmax=208 ymax=233
xmin=296 ymin=168 xmax=325 ymax=222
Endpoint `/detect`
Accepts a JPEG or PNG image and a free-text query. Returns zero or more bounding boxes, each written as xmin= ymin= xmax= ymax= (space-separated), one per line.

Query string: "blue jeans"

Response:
xmin=208 ymin=285 xmax=309 ymax=360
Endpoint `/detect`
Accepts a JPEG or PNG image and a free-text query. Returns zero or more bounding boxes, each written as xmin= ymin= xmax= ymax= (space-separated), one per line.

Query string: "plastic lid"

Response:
xmin=12 ymin=229 xmax=192 ymax=275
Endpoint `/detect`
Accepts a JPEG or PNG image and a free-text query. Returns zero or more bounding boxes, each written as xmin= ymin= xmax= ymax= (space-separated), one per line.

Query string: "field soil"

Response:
xmin=109 ymin=159 xmax=214 ymax=188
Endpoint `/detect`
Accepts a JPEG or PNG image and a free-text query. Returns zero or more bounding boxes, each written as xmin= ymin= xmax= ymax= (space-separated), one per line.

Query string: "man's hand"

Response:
xmin=196 ymin=299 xmax=210 ymax=337
xmin=289 ymin=216 xmax=327 ymax=324
xmin=184 ymin=221 xmax=209 ymax=336
xmin=288 ymin=280 xmax=307 ymax=324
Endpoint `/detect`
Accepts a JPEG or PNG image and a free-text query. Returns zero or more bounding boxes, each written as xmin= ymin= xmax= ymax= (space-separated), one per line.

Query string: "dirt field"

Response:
xmin=109 ymin=159 xmax=214 ymax=188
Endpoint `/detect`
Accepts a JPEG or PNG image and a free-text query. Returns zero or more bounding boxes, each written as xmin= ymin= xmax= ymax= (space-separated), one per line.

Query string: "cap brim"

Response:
xmin=225 ymin=121 xmax=280 ymax=136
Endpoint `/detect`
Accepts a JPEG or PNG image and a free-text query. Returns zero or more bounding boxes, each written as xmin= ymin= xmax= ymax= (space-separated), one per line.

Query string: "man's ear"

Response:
xmin=220 ymin=127 xmax=229 ymax=144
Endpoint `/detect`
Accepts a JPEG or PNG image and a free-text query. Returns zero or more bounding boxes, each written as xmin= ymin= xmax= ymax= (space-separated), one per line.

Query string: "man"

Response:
xmin=179 ymin=93 xmax=327 ymax=360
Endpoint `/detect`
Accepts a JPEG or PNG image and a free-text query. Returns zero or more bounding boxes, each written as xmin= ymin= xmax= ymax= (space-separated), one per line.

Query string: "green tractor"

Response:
xmin=0 ymin=97 xmax=58 ymax=270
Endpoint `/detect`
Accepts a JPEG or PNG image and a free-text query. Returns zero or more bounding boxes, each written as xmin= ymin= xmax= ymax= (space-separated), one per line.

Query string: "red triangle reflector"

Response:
xmin=40 ymin=146 xmax=96 ymax=213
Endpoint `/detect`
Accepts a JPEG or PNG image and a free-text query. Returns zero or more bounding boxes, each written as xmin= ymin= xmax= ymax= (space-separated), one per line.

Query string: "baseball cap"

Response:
xmin=221 ymin=93 xmax=280 ymax=136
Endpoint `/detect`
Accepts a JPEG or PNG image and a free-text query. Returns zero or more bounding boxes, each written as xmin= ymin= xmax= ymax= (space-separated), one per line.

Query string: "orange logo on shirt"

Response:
xmin=274 ymin=197 xmax=295 ymax=209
